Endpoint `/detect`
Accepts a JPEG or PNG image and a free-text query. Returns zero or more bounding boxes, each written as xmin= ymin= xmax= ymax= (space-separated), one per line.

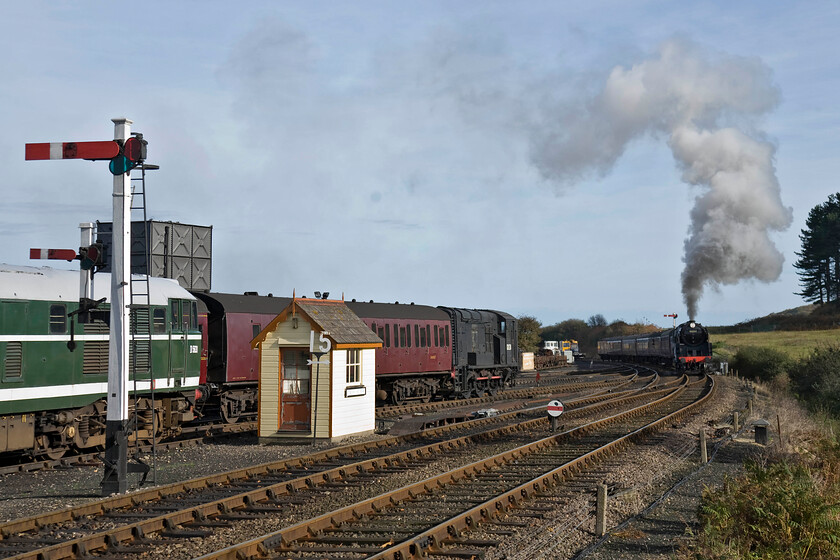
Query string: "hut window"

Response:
xmin=346 ymin=349 xmax=362 ymax=384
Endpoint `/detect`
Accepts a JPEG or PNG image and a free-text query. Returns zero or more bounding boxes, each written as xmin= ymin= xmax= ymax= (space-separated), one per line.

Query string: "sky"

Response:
xmin=1 ymin=1 xmax=838 ymax=329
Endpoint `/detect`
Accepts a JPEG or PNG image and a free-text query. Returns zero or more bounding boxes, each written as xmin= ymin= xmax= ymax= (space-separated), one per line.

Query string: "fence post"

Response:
xmin=700 ymin=428 xmax=708 ymax=464
xmin=595 ymin=484 xmax=608 ymax=537
xmin=733 ymin=411 xmax=739 ymax=432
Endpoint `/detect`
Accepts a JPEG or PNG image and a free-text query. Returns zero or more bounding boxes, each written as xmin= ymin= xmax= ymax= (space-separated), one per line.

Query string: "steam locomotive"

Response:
xmin=596 ymin=320 xmax=712 ymax=370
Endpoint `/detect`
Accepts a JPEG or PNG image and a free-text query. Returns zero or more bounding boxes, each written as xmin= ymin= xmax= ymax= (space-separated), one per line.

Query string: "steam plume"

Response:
xmin=530 ymin=38 xmax=792 ymax=318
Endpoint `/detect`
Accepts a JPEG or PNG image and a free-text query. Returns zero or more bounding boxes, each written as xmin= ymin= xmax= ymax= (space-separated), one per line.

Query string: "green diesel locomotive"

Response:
xmin=0 ymin=264 xmax=201 ymax=459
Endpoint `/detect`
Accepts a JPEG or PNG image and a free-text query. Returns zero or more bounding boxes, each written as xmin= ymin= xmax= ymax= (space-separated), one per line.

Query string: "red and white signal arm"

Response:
xmin=547 ymin=400 xmax=564 ymax=417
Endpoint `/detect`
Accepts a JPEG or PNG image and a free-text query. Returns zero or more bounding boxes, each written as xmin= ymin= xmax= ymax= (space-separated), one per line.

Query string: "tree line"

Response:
xmin=517 ymin=314 xmax=659 ymax=356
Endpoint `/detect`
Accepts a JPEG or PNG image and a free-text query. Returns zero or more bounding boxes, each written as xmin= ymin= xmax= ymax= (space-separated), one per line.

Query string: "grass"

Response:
xmin=711 ymin=329 xmax=840 ymax=362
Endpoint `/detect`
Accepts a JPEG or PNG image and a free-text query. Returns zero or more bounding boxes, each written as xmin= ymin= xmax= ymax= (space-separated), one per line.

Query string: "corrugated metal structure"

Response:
xmin=97 ymin=220 xmax=212 ymax=291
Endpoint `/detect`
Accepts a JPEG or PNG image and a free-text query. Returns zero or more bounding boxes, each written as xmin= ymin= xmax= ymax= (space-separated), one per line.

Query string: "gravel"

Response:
xmin=0 ymin=375 xmax=755 ymax=560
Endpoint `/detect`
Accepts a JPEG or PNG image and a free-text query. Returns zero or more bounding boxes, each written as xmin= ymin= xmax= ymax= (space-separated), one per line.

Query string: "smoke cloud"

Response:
xmin=529 ymin=38 xmax=792 ymax=318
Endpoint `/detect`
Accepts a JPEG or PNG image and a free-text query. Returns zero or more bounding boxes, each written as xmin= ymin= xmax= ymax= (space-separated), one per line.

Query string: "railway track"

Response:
xmin=376 ymin=365 xmax=640 ymax=418
xmin=0 ymin=373 xmax=710 ymax=560
xmin=200 ymin=375 xmax=713 ymax=560
xmin=0 ymin=367 xmax=638 ymax=476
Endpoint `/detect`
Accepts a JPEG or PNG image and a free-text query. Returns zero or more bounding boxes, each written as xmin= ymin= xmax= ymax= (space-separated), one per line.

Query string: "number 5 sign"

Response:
xmin=310 ymin=331 xmax=332 ymax=354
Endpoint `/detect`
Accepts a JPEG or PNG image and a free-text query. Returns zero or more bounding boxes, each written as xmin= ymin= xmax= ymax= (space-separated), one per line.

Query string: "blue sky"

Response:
xmin=1 ymin=2 xmax=838 ymax=329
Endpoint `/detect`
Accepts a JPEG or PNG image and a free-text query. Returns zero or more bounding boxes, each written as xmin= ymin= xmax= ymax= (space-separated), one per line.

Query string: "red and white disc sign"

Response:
xmin=547 ymin=400 xmax=564 ymax=417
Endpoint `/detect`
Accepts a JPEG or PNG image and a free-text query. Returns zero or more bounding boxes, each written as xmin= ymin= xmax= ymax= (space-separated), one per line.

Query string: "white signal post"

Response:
xmin=104 ymin=118 xmax=133 ymax=495
xmin=25 ymin=119 xmax=142 ymax=496
xmin=80 ymin=223 xmax=94 ymax=301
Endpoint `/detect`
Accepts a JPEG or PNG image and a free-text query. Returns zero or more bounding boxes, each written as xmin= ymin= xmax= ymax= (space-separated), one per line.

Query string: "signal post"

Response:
xmin=26 ymin=118 xmax=149 ymax=495
xmin=104 ymin=118 xmax=133 ymax=495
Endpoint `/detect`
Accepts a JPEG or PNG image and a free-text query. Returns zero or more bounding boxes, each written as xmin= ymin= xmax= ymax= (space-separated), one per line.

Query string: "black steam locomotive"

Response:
xmin=596 ymin=320 xmax=712 ymax=370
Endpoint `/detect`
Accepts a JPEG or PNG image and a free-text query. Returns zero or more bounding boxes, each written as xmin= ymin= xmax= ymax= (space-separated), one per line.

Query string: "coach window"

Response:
xmin=419 ymin=325 xmax=426 ymax=347
xmin=433 ymin=325 xmax=438 ymax=347
xmin=153 ymin=308 xmax=167 ymax=334
xmin=399 ymin=326 xmax=406 ymax=348
xmin=385 ymin=324 xmax=391 ymax=347
xmin=426 ymin=325 xmax=431 ymax=348
xmin=445 ymin=325 xmax=450 ymax=346
xmin=252 ymin=324 xmax=261 ymax=339
xmin=407 ymin=324 xmax=412 ymax=347
xmin=414 ymin=325 xmax=420 ymax=347
xmin=371 ymin=322 xmax=377 ymax=334
xmin=49 ymin=304 xmax=66 ymax=334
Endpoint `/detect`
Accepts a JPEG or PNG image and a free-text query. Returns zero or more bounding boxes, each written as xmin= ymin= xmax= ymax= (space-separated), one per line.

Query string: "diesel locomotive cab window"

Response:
xmin=181 ymin=301 xmax=191 ymax=329
xmin=49 ymin=304 xmax=66 ymax=334
xmin=153 ymin=308 xmax=166 ymax=333
xmin=170 ymin=300 xmax=179 ymax=330
xmin=500 ymin=320 xmax=506 ymax=334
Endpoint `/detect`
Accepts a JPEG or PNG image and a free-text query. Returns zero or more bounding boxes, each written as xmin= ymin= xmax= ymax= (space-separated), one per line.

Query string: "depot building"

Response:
xmin=251 ymin=297 xmax=382 ymax=443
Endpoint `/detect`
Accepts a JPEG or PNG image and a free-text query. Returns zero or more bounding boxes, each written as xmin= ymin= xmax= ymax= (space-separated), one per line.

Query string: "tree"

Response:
xmin=517 ymin=315 xmax=542 ymax=353
xmin=795 ymin=193 xmax=840 ymax=304
xmin=587 ymin=314 xmax=608 ymax=328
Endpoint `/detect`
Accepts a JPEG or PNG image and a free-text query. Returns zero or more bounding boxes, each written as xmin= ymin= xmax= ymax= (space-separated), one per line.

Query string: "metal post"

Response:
xmin=312 ymin=356 xmax=320 ymax=444
xmin=699 ymin=428 xmax=707 ymax=464
xmin=595 ymin=484 xmax=608 ymax=537
xmin=79 ymin=222 xmax=94 ymax=301
xmin=102 ymin=118 xmax=132 ymax=496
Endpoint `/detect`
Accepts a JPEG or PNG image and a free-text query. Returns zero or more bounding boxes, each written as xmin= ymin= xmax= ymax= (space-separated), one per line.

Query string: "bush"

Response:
xmin=730 ymin=346 xmax=791 ymax=382
xmin=790 ymin=345 xmax=840 ymax=416
xmin=699 ymin=459 xmax=840 ymax=559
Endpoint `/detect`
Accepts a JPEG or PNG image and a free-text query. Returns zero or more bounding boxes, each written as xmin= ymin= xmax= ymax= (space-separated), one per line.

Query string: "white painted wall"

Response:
xmin=330 ymin=348 xmax=376 ymax=438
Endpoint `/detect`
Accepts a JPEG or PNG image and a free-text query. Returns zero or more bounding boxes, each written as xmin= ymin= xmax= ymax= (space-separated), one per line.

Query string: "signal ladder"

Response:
xmin=128 ymin=159 xmax=157 ymax=484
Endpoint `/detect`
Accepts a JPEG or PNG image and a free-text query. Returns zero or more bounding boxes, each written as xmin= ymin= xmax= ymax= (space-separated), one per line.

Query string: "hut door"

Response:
xmin=280 ymin=349 xmax=311 ymax=431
